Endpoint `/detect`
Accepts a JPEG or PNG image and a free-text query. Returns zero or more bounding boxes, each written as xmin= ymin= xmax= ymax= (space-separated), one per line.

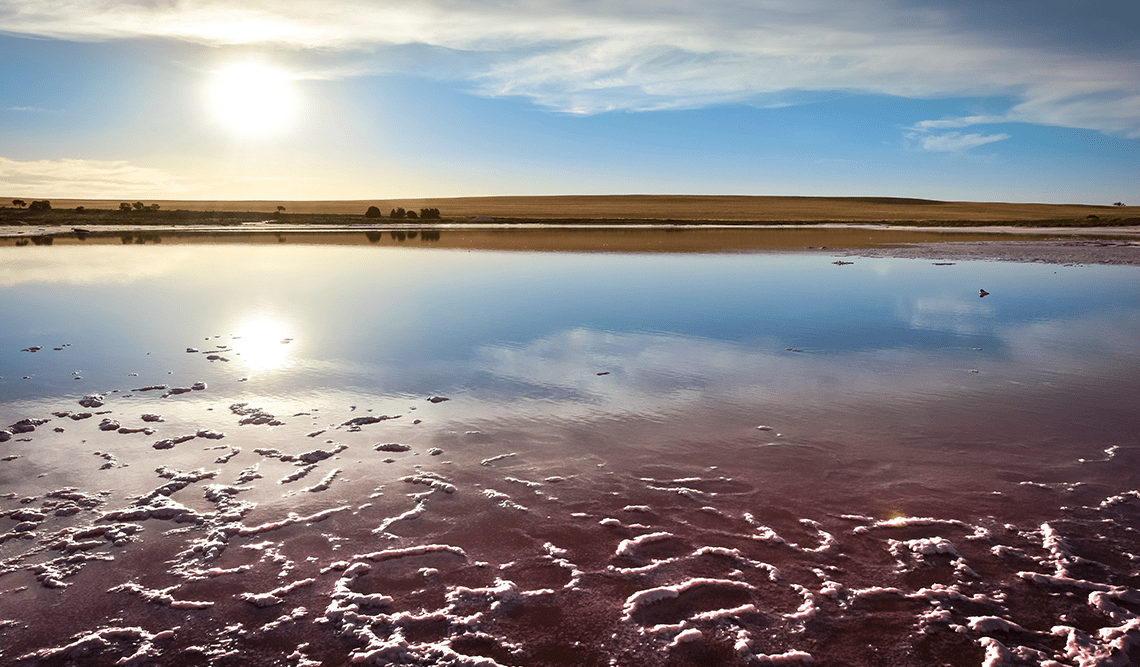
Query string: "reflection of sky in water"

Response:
xmin=2 ymin=245 xmax=1139 ymax=442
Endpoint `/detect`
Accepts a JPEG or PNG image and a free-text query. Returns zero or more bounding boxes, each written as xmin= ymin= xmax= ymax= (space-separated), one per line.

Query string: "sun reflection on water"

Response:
xmin=230 ymin=317 xmax=294 ymax=371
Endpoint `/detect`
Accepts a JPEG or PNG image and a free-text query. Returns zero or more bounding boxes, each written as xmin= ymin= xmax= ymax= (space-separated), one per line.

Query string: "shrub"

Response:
xmin=120 ymin=203 xmax=132 ymax=212
xmin=420 ymin=208 xmax=441 ymax=219
xmin=12 ymin=199 xmax=26 ymax=208
xmin=365 ymin=206 xmax=382 ymax=218
xmin=28 ymin=200 xmax=51 ymax=211
xmin=389 ymin=207 xmax=406 ymax=219
xmin=406 ymin=210 xmax=418 ymax=219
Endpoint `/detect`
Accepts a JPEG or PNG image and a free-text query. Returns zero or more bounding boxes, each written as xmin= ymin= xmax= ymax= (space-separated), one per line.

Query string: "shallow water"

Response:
xmin=1 ymin=237 xmax=1138 ymax=666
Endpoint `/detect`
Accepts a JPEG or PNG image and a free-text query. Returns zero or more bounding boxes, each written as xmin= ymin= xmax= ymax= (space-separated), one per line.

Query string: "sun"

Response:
xmin=208 ymin=63 xmax=298 ymax=136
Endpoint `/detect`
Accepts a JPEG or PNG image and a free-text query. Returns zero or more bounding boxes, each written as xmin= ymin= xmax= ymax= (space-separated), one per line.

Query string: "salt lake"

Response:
xmin=1 ymin=229 xmax=1138 ymax=666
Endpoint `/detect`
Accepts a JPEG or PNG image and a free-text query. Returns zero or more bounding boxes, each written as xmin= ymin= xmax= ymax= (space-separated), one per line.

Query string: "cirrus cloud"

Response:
xmin=1 ymin=0 xmax=1138 ymax=137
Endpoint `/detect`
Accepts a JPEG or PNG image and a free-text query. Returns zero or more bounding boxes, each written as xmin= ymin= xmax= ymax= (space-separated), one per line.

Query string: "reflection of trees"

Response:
xmin=391 ymin=231 xmax=407 ymax=241
xmin=407 ymin=231 xmax=418 ymax=239
xmin=365 ymin=231 xmax=383 ymax=243
xmin=30 ymin=235 xmax=54 ymax=245
xmin=420 ymin=230 xmax=441 ymax=242
xmin=120 ymin=232 xmax=164 ymax=244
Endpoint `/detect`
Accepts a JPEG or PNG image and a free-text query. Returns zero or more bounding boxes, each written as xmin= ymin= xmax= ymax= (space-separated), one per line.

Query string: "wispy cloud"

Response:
xmin=910 ymin=131 xmax=1011 ymax=153
xmin=0 ymin=157 xmax=187 ymax=198
xmin=1 ymin=0 xmax=1138 ymax=135
xmin=908 ymin=115 xmax=1009 ymax=131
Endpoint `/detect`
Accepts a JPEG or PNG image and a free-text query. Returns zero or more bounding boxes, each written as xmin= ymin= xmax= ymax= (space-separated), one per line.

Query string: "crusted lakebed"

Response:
xmin=1 ymin=233 xmax=1139 ymax=666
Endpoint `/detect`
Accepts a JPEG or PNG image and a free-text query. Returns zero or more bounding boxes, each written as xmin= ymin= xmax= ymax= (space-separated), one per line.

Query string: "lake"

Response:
xmin=2 ymin=229 xmax=1138 ymax=666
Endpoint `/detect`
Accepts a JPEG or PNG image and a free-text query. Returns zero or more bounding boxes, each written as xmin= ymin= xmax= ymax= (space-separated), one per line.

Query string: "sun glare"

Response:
xmin=208 ymin=63 xmax=298 ymax=136
xmin=231 ymin=317 xmax=294 ymax=371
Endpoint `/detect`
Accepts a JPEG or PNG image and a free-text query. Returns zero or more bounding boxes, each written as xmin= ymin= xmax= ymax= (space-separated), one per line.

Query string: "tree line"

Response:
xmin=364 ymin=206 xmax=442 ymax=219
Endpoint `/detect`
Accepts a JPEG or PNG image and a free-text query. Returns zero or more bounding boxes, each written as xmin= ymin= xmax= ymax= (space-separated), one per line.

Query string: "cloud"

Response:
xmin=1 ymin=0 xmax=1138 ymax=135
xmin=908 ymin=115 xmax=1009 ymax=131
xmin=0 ymin=157 xmax=187 ymax=198
xmin=911 ymin=131 xmax=1012 ymax=153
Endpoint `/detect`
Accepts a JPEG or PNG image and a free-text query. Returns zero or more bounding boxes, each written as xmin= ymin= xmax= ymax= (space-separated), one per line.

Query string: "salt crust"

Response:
xmin=5 ymin=382 xmax=1139 ymax=667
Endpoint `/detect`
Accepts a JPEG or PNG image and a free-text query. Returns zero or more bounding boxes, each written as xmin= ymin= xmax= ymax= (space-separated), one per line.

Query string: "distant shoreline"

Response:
xmin=2 ymin=220 xmax=1137 ymax=265
xmin=1 ymin=194 xmax=1137 ymax=225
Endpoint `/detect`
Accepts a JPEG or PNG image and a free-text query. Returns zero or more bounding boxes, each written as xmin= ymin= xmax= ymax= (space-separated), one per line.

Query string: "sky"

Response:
xmin=1 ymin=0 xmax=1137 ymax=204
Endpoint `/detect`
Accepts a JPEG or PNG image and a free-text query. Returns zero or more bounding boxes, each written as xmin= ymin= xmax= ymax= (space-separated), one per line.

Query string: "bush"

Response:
xmin=28 ymin=200 xmax=51 ymax=211
xmin=406 ymin=210 xmax=418 ymax=219
xmin=389 ymin=207 xmax=406 ymax=219
xmin=365 ymin=206 xmax=382 ymax=218
xmin=12 ymin=199 xmax=25 ymax=208
xmin=120 ymin=203 xmax=131 ymax=212
xmin=419 ymin=208 xmax=441 ymax=219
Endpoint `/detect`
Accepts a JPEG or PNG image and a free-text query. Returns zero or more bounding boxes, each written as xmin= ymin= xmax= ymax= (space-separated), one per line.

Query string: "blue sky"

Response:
xmin=1 ymin=0 xmax=1137 ymax=203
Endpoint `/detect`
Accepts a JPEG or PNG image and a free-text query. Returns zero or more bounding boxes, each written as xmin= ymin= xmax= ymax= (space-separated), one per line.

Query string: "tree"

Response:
xmin=365 ymin=206 xmax=382 ymax=218
xmin=389 ymin=207 xmax=406 ymax=219
xmin=1114 ymin=202 xmax=1126 ymax=207
xmin=420 ymin=207 xmax=441 ymax=219
xmin=12 ymin=199 xmax=25 ymax=208
xmin=133 ymin=202 xmax=145 ymax=211
xmin=147 ymin=204 xmax=160 ymax=211
xmin=28 ymin=200 xmax=51 ymax=211
xmin=406 ymin=210 xmax=418 ymax=219
xmin=120 ymin=203 xmax=132 ymax=212
xmin=277 ymin=206 xmax=286 ymax=213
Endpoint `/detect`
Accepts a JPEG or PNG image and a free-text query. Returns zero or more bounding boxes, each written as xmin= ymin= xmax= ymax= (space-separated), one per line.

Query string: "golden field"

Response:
xmin=3 ymin=194 xmax=1137 ymax=223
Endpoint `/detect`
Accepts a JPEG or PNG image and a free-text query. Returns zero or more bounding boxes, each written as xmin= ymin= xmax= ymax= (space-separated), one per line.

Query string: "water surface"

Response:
xmin=1 ymin=235 xmax=1138 ymax=666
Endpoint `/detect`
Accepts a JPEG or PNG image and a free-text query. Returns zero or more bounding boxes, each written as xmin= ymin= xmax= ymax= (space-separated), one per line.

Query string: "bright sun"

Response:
xmin=208 ymin=63 xmax=298 ymax=136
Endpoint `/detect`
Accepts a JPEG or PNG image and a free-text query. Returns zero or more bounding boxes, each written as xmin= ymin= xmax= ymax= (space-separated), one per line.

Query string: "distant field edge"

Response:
xmin=1 ymin=194 xmax=1137 ymax=224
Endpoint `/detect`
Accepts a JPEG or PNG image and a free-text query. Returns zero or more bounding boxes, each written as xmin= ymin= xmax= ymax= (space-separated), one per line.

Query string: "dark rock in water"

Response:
xmin=427 ymin=396 xmax=450 ymax=403
xmin=979 ymin=289 xmax=990 ymax=297
xmin=98 ymin=419 xmax=121 ymax=431
xmin=21 ymin=346 xmax=43 ymax=353
xmin=141 ymin=414 xmax=163 ymax=422
xmin=69 ymin=413 xmax=93 ymax=420
xmin=186 ymin=347 xmax=199 ymax=353
xmin=164 ymin=387 xmax=192 ymax=397
xmin=191 ymin=382 xmax=207 ymax=391
xmin=132 ymin=385 xmax=167 ymax=392
xmin=0 ymin=430 xmax=12 ymax=442
xmin=428 ymin=448 xmax=444 ymax=456
xmin=53 ymin=427 xmax=65 ymax=433
xmin=196 ymin=429 xmax=225 ymax=440
xmin=832 ymin=261 xmax=854 ymax=266
xmin=374 ymin=443 xmax=411 ymax=452
xmin=78 ymin=394 xmax=105 ymax=408
xmin=342 ymin=415 xmax=400 ymax=427
xmin=596 ymin=372 xmax=610 ymax=376
xmin=10 ymin=418 xmax=48 ymax=433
